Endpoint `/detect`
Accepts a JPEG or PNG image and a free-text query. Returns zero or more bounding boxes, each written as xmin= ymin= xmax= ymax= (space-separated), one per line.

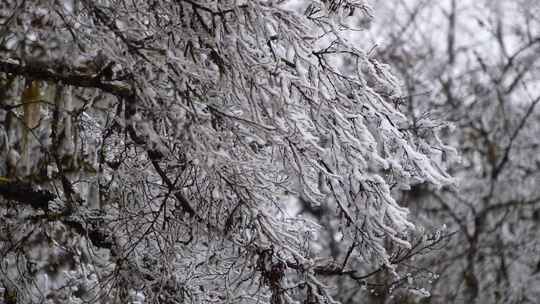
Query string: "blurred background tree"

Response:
xmin=350 ymin=0 xmax=540 ymax=303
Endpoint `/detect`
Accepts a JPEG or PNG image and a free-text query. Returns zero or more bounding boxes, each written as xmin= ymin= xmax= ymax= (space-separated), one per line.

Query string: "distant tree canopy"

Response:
xmin=0 ymin=1 xmax=452 ymax=303
xmin=367 ymin=0 xmax=540 ymax=303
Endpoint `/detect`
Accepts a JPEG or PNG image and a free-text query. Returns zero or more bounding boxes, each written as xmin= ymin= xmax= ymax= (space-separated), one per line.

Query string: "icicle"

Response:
xmin=61 ymin=86 xmax=75 ymax=160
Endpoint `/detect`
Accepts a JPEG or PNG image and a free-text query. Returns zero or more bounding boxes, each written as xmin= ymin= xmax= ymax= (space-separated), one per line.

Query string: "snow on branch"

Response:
xmin=0 ymin=0 xmax=454 ymax=303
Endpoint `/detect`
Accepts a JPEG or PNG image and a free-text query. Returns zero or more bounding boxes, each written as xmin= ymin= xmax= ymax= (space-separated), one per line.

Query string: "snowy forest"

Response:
xmin=0 ymin=0 xmax=539 ymax=303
